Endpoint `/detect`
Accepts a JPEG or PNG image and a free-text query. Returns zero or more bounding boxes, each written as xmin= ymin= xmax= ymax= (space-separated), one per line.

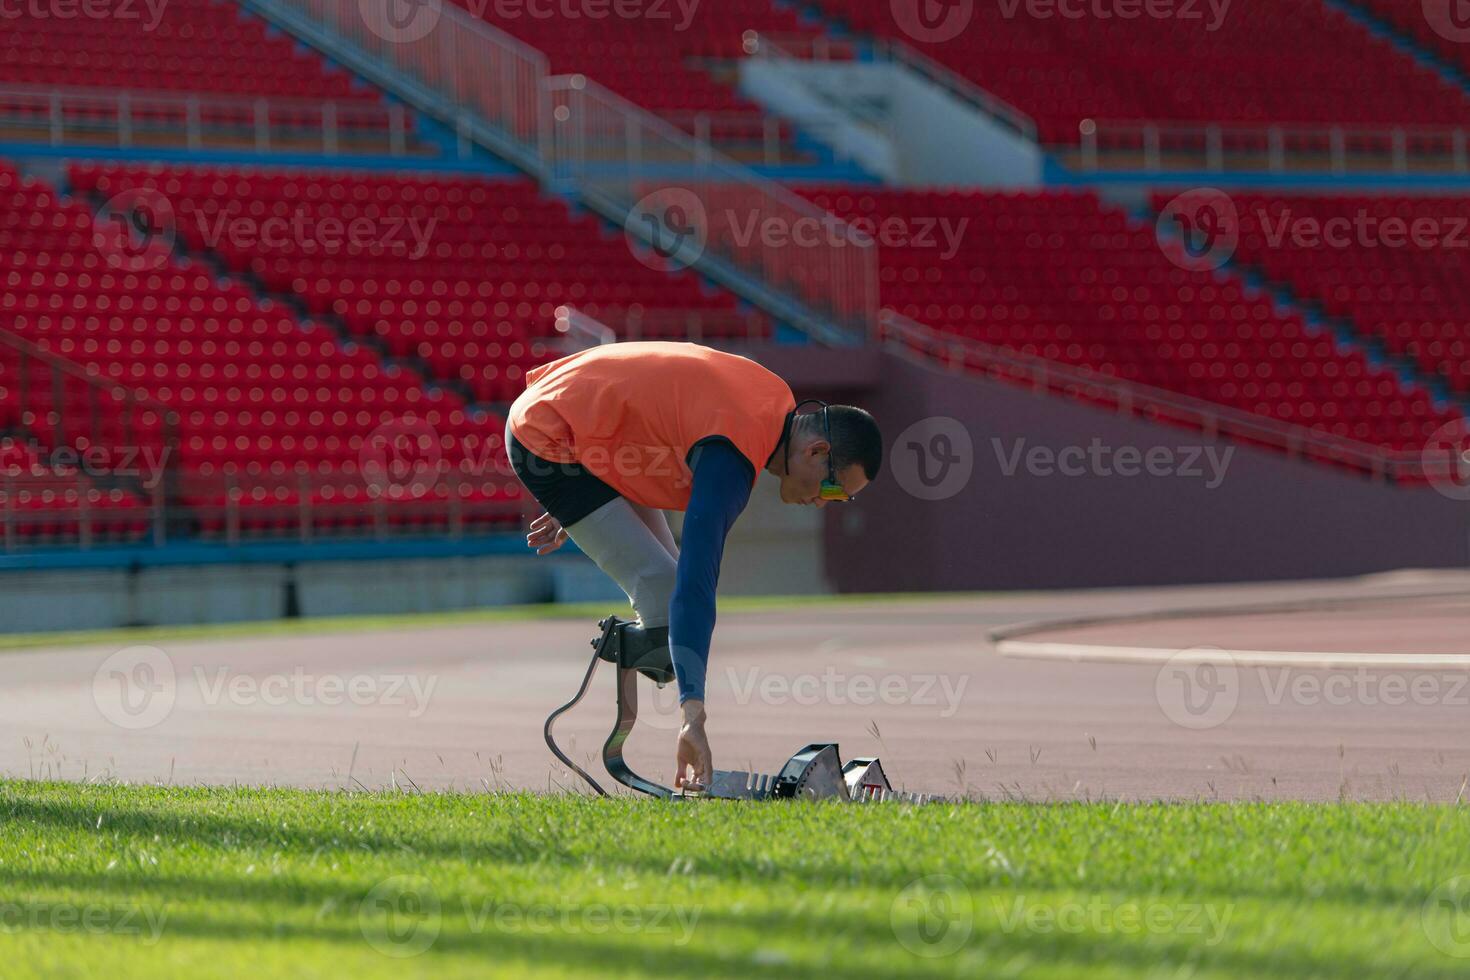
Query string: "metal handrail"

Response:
xmin=553 ymin=305 xmax=766 ymax=347
xmin=878 ymin=310 xmax=1441 ymax=483
xmin=242 ymin=0 xmax=551 ymax=166
xmin=547 ymin=72 xmax=878 ymax=340
xmin=553 ymin=306 xmax=616 ymax=349
xmin=0 ymin=84 xmax=411 ymax=154
xmin=0 ymin=326 xmax=180 ymax=440
xmin=737 ymin=30 xmax=853 ymax=62
xmin=1078 ymin=119 xmax=1470 ymax=174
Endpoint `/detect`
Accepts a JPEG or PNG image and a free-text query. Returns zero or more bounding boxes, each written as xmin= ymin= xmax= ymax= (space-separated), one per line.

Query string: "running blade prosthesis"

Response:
xmin=544 ymin=616 xmax=946 ymax=803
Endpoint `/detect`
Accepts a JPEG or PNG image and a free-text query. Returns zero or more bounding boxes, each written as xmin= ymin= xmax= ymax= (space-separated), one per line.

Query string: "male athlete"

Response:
xmin=505 ymin=341 xmax=882 ymax=791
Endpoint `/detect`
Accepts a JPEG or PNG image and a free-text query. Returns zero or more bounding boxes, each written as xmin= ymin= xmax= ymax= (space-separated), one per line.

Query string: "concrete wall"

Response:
xmin=738 ymin=60 xmax=897 ymax=179
xmin=826 ymin=351 xmax=1469 ymax=591
xmin=738 ymin=61 xmax=1042 ymax=188
xmin=0 ymin=555 xmax=619 ymax=633
xmin=885 ymin=68 xmax=1042 ymax=188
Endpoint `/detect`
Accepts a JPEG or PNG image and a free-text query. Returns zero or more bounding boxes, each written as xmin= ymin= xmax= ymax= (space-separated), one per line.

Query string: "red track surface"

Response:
xmin=1 ymin=572 xmax=1468 ymax=802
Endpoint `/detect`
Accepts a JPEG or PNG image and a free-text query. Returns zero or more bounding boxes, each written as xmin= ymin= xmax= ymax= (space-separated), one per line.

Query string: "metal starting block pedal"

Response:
xmin=680 ymin=744 xmax=943 ymax=804
xmin=544 ymin=617 xmax=945 ymax=803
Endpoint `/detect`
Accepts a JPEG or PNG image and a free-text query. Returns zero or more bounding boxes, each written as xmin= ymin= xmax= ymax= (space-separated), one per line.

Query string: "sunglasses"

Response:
xmin=793 ymin=400 xmax=853 ymax=502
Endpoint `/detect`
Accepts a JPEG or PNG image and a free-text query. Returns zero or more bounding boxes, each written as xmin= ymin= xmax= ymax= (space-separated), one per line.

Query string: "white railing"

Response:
xmin=0 ymin=85 xmax=411 ymax=155
xmin=658 ymin=110 xmax=797 ymax=167
xmin=232 ymin=7 xmax=875 ymax=338
xmin=547 ymin=74 xmax=877 ymax=340
xmin=879 ymin=311 xmax=1452 ymax=484
xmin=243 ymin=0 xmax=550 ymax=165
xmin=1078 ymin=119 xmax=1470 ymax=175
xmin=553 ymin=306 xmax=617 ymax=350
xmin=553 ymin=305 xmax=768 ymax=347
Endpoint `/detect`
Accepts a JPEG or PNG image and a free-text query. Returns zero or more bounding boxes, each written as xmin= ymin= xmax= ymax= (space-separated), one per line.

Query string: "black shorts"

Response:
xmin=506 ymin=433 xmax=620 ymax=527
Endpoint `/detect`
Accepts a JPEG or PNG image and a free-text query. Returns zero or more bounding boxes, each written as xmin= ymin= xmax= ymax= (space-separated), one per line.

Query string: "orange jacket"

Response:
xmin=507 ymin=342 xmax=796 ymax=511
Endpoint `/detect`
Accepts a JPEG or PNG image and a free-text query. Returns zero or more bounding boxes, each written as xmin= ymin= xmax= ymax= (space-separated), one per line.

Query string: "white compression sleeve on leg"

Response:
xmin=628 ymin=502 xmax=679 ymax=562
xmin=563 ymin=498 xmax=676 ymax=629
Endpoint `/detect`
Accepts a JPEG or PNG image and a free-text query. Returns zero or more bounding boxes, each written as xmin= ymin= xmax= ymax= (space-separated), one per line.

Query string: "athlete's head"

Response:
xmin=775 ymin=403 xmax=882 ymax=506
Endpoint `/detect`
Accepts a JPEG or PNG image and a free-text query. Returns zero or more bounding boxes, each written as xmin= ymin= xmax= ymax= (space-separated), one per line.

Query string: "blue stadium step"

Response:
xmin=1328 ymin=0 xmax=1470 ymax=96
xmin=1140 ymin=198 xmax=1470 ymax=417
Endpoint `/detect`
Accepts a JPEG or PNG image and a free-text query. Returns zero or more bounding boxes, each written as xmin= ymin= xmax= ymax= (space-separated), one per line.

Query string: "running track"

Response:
xmin=1 ymin=570 xmax=1468 ymax=802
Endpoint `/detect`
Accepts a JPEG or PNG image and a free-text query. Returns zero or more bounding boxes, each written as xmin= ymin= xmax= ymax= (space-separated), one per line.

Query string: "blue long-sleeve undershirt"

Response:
xmin=669 ymin=440 xmax=753 ymax=703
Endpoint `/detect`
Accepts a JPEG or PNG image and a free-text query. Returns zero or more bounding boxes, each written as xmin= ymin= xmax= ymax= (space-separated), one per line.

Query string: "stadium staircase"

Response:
xmin=3 ymin=0 xmax=1470 ymax=552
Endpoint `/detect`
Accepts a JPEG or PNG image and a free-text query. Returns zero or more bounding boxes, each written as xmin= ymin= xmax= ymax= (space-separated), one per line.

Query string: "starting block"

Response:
xmin=544 ymin=616 xmax=944 ymax=803
xmin=685 ymin=744 xmax=940 ymax=804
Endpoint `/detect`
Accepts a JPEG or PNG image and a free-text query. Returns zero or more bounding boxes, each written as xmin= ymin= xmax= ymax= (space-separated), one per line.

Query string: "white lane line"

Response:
xmin=997 ymin=641 xmax=1470 ymax=669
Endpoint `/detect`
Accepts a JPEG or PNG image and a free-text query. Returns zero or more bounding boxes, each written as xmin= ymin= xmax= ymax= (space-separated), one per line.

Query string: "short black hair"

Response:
xmin=800 ymin=405 xmax=882 ymax=481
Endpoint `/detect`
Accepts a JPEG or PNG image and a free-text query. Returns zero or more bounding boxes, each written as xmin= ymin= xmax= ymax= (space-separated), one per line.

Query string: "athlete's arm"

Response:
xmin=668 ymin=439 xmax=754 ymax=705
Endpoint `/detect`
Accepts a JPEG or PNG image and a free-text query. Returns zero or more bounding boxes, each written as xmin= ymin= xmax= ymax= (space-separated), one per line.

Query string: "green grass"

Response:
xmin=1 ymin=783 xmax=1468 ymax=978
xmin=0 ymin=591 xmax=979 ymax=654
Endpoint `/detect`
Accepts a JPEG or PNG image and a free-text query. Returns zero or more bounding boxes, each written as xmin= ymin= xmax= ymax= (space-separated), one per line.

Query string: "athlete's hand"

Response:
xmin=674 ymin=701 xmax=712 ymax=792
xmin=526 ymin=512 xmax=569 ymax=555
